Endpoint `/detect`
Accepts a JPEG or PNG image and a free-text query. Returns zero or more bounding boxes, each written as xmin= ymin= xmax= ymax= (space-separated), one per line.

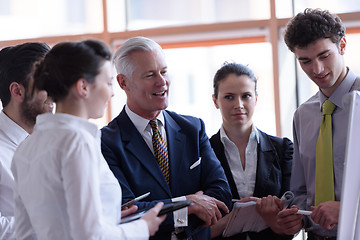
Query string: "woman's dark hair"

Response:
xmin=213 ymin=62 xmax=257 ymax=99
xmin=284 ymin=8 xmax=346 ymax=52
xmin=0 ymin=42 xmax=50 ymax=107
xmin=34 ymin=39 xmax=111 ymax=102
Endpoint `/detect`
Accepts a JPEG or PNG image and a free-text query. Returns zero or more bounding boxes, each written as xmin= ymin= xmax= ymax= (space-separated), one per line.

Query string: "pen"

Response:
xmin=296 ymin=210 xmax=312 ymax=216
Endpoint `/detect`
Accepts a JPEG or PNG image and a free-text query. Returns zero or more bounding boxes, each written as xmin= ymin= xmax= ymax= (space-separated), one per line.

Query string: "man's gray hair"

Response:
xmin=113 ymin=36 xmax=163 ymax=79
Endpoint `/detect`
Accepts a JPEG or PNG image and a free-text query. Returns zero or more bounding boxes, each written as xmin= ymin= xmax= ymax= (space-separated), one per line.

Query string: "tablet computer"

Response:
xmin=120 ymin=200 xmax=192 ymax=224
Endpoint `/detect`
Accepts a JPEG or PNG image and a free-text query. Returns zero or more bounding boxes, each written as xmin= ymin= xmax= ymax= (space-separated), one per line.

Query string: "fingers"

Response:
xmin=151 ymin=201 xmax=165 ymax=212
xmin=142 ymin=202 xmax=166 ymax=236
xmin=276 ymin=207 xmax=302 ymax=235
xmin=214 ymin=198 xmax=229 ymax=214
xmin=278 ymin=205 xmax=298 ymax=218
xmin=187 ymin=194 xmax=228 ymax=227
xmin=121 ymin=204 xmax=138 ymax=217
xmin=310 ymin=202 xmax=339 ymax=230
xmin=257 ymin=195 xmax=281 ymax=214
xmin=273 ymin=196 xmax=283 ymax=209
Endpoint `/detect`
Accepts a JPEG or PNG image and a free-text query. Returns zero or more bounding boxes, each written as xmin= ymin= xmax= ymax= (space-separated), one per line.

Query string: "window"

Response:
xmin=0 ymin=0 xmax=103 ymax=41
xmin=0 ymin=0 xmax=10 ymax=15
xmin=276 ymin=0 xmax=360 ymax=18
xmin=107 ymin=0 xmax=270 ymax=32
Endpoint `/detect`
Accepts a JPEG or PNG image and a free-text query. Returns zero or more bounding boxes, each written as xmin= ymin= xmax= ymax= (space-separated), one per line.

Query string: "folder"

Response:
xmin=222 ymin=191 xmax=294 ymax=237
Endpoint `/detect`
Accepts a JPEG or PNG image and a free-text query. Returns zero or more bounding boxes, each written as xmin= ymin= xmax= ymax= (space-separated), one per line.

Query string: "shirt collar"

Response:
xmin=0 ymin=110 xmax=29 ymax=145
xmin=319 ymin=67 xmax=357 ymax=110
xmin=220 ymin=124 xmax=259 ymax=145
xmin=125 ymin=105 xmax=165 ymax=133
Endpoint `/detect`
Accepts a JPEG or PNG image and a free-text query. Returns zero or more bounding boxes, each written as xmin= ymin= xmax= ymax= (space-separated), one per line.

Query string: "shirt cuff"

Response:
xmin=172 ymin=196 xmax=188 ymax=227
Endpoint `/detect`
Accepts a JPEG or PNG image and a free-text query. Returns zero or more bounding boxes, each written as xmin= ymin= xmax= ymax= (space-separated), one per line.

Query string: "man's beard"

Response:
xmin=20 ymin=93 xmax=46 ymax=127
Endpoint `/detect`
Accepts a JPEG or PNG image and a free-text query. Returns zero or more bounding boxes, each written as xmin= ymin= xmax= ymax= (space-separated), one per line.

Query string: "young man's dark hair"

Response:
xmin=284 ymin=8 xmax=346 ymax=52
xmin=0 ymin=42 xmax=50 ymax=107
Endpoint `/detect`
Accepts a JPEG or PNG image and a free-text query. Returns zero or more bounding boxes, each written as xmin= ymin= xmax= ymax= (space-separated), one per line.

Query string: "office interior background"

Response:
xmin=1 ymin=0 xmax=360 ymax=239
xmin=1 ymin=0 xmax=360 ymax=140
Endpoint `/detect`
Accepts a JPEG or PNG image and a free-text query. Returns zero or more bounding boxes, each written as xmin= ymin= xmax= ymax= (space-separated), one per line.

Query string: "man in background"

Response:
xmin=277 ymin=8 xmax=360 ymax=239
xmin=0 ymin=42 xmax=53 ymax=239
xmin=101 ymin=36 xmax=232 ymax=239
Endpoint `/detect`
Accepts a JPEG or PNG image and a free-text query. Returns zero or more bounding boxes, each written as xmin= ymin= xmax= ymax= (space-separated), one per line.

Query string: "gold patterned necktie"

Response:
xmin=315 ymin=99 xmax=336 ymax=206
xmin=150 ymin=120 xmax=170 ymax=185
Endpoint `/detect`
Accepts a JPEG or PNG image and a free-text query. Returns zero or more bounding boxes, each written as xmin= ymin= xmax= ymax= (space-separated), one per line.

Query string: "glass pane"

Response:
xmin=108 ymin=0 xmax=270 ymax=32
xmin=278 ymin=35 xmax=297 ymax=139
xmin=106 ymin=0 xmax=126 ymax=32
xmin=345 ymin=33 xmax=360 ymax=76
xmin=276 ymin=0 xmax=360 ymax=18
xmin=0 ymin=0 xmax=10 ymax=15
xmin=0 ymin=0 xmax=103 ymax=41
xmin=275 ymin=0 xmax=294 ymax=18
xmin=294 ymin=0 xmax=360 ymax=15
xmin=164 ymin=43 xmax=275 ymax=137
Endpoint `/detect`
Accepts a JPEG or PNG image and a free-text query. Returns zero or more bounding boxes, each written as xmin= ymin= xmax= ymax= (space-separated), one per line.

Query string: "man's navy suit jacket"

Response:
xmin=209 ymin=129 xmax=293 ymax=240
xmin=101 ymin=108 xmax=232 ymax=239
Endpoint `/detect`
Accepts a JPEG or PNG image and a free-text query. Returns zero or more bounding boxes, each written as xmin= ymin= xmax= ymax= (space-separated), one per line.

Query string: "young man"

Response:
xmin=277 ymin=8 xmax=360 ymax=240
xmin=101 ymin=36 xmax=232 ymax=239
xmin=0 ymin=42 xmax=52 ymax=239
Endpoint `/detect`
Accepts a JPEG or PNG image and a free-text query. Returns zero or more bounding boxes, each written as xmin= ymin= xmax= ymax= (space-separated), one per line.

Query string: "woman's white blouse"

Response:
xmin=220 ymin=125 xmax=259 ymax=198
xmin=11 ymin=113 xmax=149 ymax=240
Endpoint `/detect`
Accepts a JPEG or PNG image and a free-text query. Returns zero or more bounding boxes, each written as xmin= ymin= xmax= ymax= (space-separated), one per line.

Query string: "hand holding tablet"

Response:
xmin=120 ymin=200 xmax=192 ymax=224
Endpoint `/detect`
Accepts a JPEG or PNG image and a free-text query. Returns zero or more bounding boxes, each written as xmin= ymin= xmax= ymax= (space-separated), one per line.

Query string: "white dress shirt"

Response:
xmin=0 ymin=111 xmax=29 ymax=240
xmin=125 ymin=106 xmax=188 ymax=231
xmin=220 ymin=125 xmax=259 ymax=198
xmin=11 ymin=113 xmax=149 ymax=240
xmin=0 ymin=110 xmax=28 ymax=240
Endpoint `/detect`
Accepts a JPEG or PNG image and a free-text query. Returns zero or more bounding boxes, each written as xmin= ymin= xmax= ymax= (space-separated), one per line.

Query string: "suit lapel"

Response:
xmin=163 ymin=111 xmax=185 ymax=191
xmin=211 ymin=131 xmax=240 ymax=200
xmin=117 ymin=110 xmax=171 ymax=196
xmin=254 ymin=130 xmax=276 ymax=197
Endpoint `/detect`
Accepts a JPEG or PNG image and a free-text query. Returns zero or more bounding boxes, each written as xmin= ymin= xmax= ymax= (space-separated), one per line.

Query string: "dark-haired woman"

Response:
xmin=210 ymin=62 xmax=293 ymax=240
xmin=11 ymin=40 xmax=165 ymax=240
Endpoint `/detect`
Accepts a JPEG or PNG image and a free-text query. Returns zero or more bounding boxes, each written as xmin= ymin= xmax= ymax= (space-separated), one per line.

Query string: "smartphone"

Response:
xmin=158 ymin=200 xmax=192 ymax=216
xmin=121 ymin=192 xmax=150 ymax=208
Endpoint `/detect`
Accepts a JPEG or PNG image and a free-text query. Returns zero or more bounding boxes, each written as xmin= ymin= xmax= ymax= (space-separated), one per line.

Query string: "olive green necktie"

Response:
xmin=315 ymin=99 xmax=336 ymax=206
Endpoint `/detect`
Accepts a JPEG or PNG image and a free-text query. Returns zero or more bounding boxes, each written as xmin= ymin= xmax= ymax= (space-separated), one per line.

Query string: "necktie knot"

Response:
xmin=149 ymin=120 xmax=158 ymax=132
xmin=322 ymin=100 xmax=336 ymax=115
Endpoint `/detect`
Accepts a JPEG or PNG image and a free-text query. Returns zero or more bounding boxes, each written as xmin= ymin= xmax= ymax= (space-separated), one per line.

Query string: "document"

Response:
xmin=222 ymin=191 xmax=294 ymax=237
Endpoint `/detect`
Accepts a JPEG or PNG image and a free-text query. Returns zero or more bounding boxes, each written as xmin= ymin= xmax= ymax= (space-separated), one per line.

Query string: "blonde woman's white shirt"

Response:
xmin=11 ymin=113 xmax=149 ymax=240
xmin=0 ymin=110 xmax=28 ymax=240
